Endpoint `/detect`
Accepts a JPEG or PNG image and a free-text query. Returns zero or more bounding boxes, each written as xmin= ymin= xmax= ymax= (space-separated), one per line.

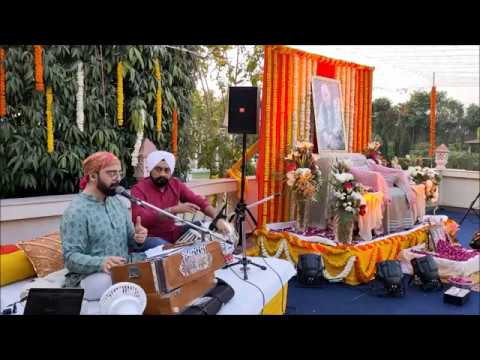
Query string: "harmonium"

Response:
xmin=111 ymin=240 xmax=226 ymax=315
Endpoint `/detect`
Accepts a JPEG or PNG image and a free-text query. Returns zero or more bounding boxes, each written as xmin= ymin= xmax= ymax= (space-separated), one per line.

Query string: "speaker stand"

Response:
xmin=223 ymin=133 xmax=266 ymax=280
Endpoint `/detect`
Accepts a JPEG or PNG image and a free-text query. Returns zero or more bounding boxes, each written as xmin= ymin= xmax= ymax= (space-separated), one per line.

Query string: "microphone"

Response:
xmin=115 ymin=186 xmax=143 ymax=205
xmin=114 ymin=186 xmax=226 ymax=243
xmin=115 ymin=185 xmax=129 ymax=197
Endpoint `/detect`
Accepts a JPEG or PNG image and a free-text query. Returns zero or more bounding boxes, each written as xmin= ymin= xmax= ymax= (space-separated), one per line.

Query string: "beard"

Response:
xmin=97 ymin=177 xmax=119 ymax=197
xmin=150 ymin=175 xmax=169 ymax=188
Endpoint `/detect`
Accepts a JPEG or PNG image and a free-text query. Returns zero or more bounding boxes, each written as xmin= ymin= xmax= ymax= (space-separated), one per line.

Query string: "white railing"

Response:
xmin=0 ymin=177 xmax=258 ymax=245
xmin=438 ymin=169 xmax=480 ymax=210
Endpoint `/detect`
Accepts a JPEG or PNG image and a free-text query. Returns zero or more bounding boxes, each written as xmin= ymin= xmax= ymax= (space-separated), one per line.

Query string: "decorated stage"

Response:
xmin=248 ymin=217 xmax=474 ymax=286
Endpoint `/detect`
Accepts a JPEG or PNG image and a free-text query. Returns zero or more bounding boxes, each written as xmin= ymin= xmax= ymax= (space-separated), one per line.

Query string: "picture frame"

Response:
xmin=311 ymin=76 xmax=347 ymax=152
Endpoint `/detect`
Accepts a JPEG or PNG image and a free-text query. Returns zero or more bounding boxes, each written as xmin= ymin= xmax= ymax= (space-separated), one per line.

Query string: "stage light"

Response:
xmin=375 ymin=260 xmax=405 ymax=297
xmin=296 ymin=254 xmax=323 ymax=287
xmin=410 ymin=255 xmax=442 ymax=291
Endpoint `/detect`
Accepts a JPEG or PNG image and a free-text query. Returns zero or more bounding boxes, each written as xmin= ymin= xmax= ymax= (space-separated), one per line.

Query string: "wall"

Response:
xmin=0 ymin=177 xmax=259 ymax=245
xmin=438 ymin=169 xmax=479 ymax=209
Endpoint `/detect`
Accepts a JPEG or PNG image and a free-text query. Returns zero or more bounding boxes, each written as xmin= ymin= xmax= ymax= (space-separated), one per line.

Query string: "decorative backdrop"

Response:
xmin=256 ymin=45 xmax=375 ymax=227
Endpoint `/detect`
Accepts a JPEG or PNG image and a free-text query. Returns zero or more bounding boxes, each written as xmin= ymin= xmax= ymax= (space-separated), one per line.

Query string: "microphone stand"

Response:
xmin=118 ymin=191 xmax=228 ymax=244
xmin=226 ymin=193 xmax=279 ymax=225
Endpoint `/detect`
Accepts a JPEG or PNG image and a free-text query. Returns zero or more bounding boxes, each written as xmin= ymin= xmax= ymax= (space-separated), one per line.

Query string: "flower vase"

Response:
xmin=295 ymin=197 xmax=310 ymax=234
xmin=334 ymin=212 xmax=354 ymax=244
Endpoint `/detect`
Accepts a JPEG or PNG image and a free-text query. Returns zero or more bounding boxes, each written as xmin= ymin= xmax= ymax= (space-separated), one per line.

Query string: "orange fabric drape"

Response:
xmin=257 ymin=45 xmax=374 ymax=226
xmin=429 ymin=86 xmax=437 ymax=157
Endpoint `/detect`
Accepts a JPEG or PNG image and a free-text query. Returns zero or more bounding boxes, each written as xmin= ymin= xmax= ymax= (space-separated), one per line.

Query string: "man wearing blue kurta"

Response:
xmin=61 ymin=152 xmax=148 ymax=299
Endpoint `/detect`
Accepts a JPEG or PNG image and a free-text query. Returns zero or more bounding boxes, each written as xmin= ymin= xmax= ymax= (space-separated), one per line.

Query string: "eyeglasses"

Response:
xmin=104 ymin=170 xmax=124 ymax=179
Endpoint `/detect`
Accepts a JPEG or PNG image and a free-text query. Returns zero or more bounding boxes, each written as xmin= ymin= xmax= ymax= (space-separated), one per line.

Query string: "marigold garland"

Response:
xmin=270 ymin=51 xmax=278 ymax=222
xmin=284 ymin=55 xmax=294 ymax=221
xmin=46 ymin=86 xmax=54 ymax=153
xmin=304 ymin=56 xmax=312 ymax=142
xmin=292 ymin=56 xmax=299 ymax=147
xmin=172 ymin=108 xmax=178 ymax=156
xmin=33 ymin=45 xmax=44 ymax=92
xmin=154 ymin=59 xmax=161 ymax=81
xmin=278 ymin=53 xmax=287 ymax=222
xmin=131 ymin=110 xmax=145 ymax=167
xmin=349 ymin=68 xmax=356 ymax=152
xmin=257 ymin=47 xmax=269 ymax=226
xmin=76 ymin=61 xmax=85 ymax=132
xmin=367 ymin=70 xmax=373 ymax=144
xmin=154 ymin=59 xmax=162 ymax=133
xmin=298 ymin=55 xmax=305 ymax=141
xmin=353 ymin=70 xmax=361 ymax=152
xmin=358 ymin=70 xmax=365 ymax=152
xmin=344 ymin=67 xmax=352 ymax=150
xmin=117 ymin=61 xmax=124 ymax=127
xmin=254 ymin=224 xmax=428 ymax=285
xmin=362 ymin=70 xmax=369 ymax=148
xmin=0 ymin=48 xmax=6 ymax=117
xmin=262 ymin=46 xmax=273 ymax=225
xmin=429 ymin=86 xmax=437 ymax=157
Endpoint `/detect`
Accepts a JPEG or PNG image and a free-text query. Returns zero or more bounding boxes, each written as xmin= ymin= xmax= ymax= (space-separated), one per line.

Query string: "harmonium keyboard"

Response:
xmin=111 ymin=240 xmax=226 ymax=314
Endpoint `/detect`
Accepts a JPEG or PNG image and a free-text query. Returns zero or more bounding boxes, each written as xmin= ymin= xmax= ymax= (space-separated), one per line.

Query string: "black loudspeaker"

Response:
xmin=410 ymin=255 xmax=442 ymax=291
xmin=228 ymin=86 xmax=259 ymax=134
xmin=375 ymin=260 xmax=405 ymax=297
xmin=296 ymin=254 xmax=323 ymax=287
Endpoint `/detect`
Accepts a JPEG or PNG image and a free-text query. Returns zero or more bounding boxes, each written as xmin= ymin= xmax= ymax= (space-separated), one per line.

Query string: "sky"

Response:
xmin=290 ymin=45 xmax=479 ymax=107
xmin=198 ymin=45 xmax=479 ymax=107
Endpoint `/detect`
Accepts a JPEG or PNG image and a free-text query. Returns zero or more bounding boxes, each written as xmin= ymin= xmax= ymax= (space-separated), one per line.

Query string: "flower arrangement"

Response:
xmin=448 ymin=276 xmax=473 ymax=289
xmin=408 ymin=166 xmax=441 ymax=201
xmin=285 ymin=142 xmax=322 ymax=232
xmin=363 ymin=141 xmax=382 ymax=164
xmin=390 ymin=156 xmax=402 ymax=169
xmin=285 ymin=142 xmax=322 ymax=201
xmin=330 ymin=159 xmax=367 ymax=219
xmin=413 ymin=239 xmax=479 ymax=262
xmin=330 ymin=159 xmax=366 ymax=243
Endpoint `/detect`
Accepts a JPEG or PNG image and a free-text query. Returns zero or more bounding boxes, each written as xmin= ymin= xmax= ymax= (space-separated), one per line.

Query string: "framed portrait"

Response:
xmin=311 ymin=76 xmax=347 ymax=152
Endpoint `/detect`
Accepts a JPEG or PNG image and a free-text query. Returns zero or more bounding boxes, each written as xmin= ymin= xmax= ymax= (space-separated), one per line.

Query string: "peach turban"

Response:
xmin=79 ymin=151 xmax=121 ymax=190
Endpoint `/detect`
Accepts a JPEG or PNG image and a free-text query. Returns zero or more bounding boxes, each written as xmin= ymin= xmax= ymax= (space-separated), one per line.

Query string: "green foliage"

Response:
xmin=447 ymin=151 xmax=480 ymax=171
xmin=190 ymin=46 xmax=263 ymax=179
xmin=0 ymin=45 xmax=198 ymax=198
xmin=373 ymin=92 xmax=479 ymax=171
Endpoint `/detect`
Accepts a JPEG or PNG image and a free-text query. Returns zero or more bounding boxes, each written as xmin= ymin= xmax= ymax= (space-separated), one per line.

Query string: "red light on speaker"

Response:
xmin=239 ymin=107 xmax=245 ymax=113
